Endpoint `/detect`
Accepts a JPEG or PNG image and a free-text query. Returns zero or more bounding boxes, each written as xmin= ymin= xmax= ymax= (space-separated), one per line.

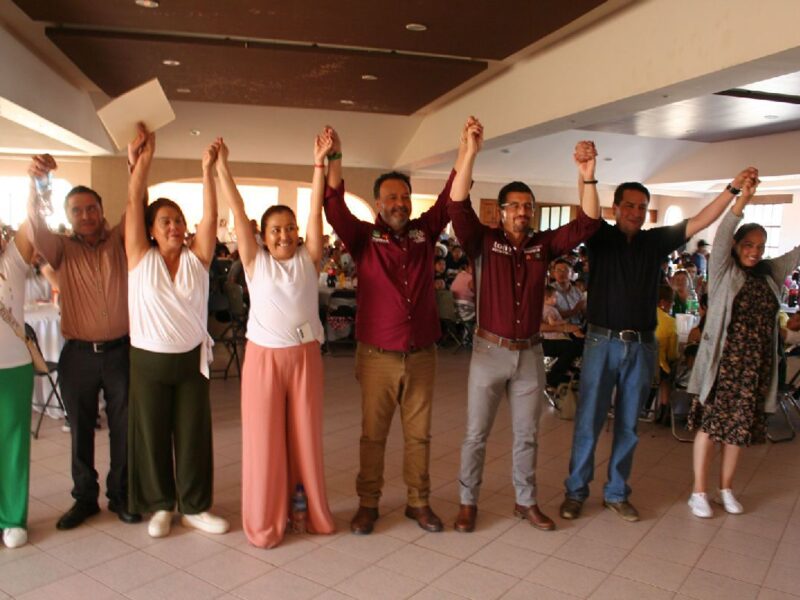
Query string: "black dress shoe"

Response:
xmin=56 ymin=501 xmax=100 ymax=530
xmin=108 ymin=500 xmax=143 ymax=524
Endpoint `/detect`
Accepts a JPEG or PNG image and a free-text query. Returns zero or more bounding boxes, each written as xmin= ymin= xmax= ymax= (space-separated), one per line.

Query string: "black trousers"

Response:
xmin=59 ymin=340 xmax=130 ymax=505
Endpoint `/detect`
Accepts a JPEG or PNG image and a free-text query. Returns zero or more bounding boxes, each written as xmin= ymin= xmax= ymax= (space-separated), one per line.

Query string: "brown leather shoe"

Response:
xmin=404 ymin=505 xmax=443 ymax=532
xmin=454 ymin=504 xmax=477 ymax=533
xmin=350 ymin=506 xmax=379 ymax=535
xmin=514 ymin=504 xmax=556 ymax=531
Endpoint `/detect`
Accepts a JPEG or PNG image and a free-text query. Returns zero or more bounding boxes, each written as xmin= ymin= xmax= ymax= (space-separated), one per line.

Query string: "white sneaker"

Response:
xmin=181 ymin=512 xmax=229 ymax=535
xmin=715 ymin=489 xmax=743 ymax=514
xmin=688 ymin=493 xmax=714 ymax=518
xmin=2 ymin=527 xmax=27 ymax=548
xmin=148 ymin=510 xmax=173 ymax=538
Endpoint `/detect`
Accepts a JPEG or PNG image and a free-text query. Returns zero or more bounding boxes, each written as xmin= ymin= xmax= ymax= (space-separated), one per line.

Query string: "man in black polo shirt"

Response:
xmin=561 ymin=168 xmax=758 ymax=522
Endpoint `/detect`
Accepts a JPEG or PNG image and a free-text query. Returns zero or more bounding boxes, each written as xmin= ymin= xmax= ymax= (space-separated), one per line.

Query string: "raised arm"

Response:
xmin=125 ymin=125 xmax=155 ymax=269
xmin=306 ymin=130 xmax=333 ymax=270
xmin=325 ymin=126 xmax=342 ymax=190
xmin=191 ymin=140 xmax=220 ymax=269
xmin=13 ymin=221 xmax=34 ymax=264
xmin=575 ymin=141 xmax=600 ymax=219
xmin=686 ymin=167 xmax=758 ymax=239
xmin=215 ymin=139 xmax=258 ymax=276
xmin=26 ymin=155 xmax=64 ymax=268
xmin=451 ymin=117 xmax=482 ymax=203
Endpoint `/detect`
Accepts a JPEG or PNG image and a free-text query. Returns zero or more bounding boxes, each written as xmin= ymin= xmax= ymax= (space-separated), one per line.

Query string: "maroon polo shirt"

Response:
xmin=448 ymin=199 xmax=601 ymax=340
xmin=323 ymin=171 xmax=455 ymax=352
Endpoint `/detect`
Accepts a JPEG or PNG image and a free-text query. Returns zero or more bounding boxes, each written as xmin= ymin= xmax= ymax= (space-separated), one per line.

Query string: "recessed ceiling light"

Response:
xmin=405 ymin=23 xmax=427 ymax=32
xmin=500 ymin=149 xmax=511 ymax=154
xmin=361 ymin=74 xmax=378 ymax=81
xmin=190 ymin=129 xmax=200 ymax=136
xmin=764 ymin=114 xmax=779 ymax=120
xmin=603 ymin=157 xmax=613 ymax=162
xmin=162 ymin=59 xmax=181 ymax=66
xmin=685 ymin=129 xmax=696 ymax=134
xmin=135 ymin=0 xmax=159 ymax=7
xmin=339 ymin=99 xmax=355 ymax=105
xmin=176 ymin=88 xmax=191 ymax=94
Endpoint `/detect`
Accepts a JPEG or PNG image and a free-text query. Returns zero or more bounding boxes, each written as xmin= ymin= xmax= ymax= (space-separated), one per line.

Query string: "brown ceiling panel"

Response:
xmin=14 ymin=0 xmax=606 ymax=60
xmin=583 ymin=94 xmax=800 ymax=143
xmin=46 ymin=29 xmax=487 ymax=114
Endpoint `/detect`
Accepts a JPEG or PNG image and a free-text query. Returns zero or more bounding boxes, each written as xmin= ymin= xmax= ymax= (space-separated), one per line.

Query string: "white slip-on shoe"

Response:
xmin=148 ymin=510 xmax=173 ymax=538
xmin=181 ymin=512 xmax=229 ymax=535
xmin=688 ymin=493 xmax=714 ymax=518
xmin=715 ymin=489 xmax=743 ymax=514
xmin=2 ymin=527 xmax=28 ymax=548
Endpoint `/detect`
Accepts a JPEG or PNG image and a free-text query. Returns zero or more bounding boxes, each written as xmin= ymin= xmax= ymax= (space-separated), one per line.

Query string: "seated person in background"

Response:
xmin=550 ymin=258 xmax=585 ymax=325
xmin=433 ymin=256 xmax=448 ymax=290
xmin=25 ymin=252 xmax=57 ymax=302
xmin=445 ymin=244 xmax=468 ymax=283
xmin=541 ymin=285 xmax=584 ymax=392
xmin=684 ymin=261 xmax=704 ymax=295
xmin=670 ymin=269 xmax=691 ymax=314
xmin=450 ymin=263 xmax=476 ymax=322
xmin=684 ymin=293 xmax=708 ymax=367
xmin=655 ymin=285 xmax=680 ymax=423
xmin=781 ymin=312 xmax=800 ymax=347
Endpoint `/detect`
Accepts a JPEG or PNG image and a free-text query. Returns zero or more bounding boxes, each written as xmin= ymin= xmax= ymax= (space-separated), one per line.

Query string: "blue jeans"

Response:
xmin=564 ymin=331 xmax=656 ymax=503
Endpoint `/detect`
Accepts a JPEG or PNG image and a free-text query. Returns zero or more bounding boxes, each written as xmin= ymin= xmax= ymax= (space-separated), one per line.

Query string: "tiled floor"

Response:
xmin=4 ymin=350 xmax=800 ymax=599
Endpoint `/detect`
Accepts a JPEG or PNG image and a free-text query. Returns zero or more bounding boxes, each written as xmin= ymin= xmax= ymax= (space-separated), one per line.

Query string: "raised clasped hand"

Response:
xmin=574 ymin=140 xmax=597 ymax=178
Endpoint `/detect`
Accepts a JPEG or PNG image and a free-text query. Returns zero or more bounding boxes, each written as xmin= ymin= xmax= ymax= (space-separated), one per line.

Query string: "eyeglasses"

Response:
xmin=500 ymin=202 xmax=534 ymax=213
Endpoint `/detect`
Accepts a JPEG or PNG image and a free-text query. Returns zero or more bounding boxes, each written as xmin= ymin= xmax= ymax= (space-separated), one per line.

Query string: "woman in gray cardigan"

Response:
xmin=687 ymin=173 xmax=800 ymax=518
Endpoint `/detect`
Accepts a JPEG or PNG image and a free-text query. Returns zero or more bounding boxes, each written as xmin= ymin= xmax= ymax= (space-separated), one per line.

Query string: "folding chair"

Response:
xmin=436 ymin=289 xmax=467 ymax=353
xmin=325 ymin=289 xmax=357 ymax=355
xmin=26 ymin=323 xmax=66 ymax=439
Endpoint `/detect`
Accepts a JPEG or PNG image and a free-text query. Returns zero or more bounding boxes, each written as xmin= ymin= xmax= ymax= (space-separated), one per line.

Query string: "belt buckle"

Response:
xmin=92 ymin=342 xmax=104 ymax=353
xmin=618 ymin=329 xmax=638 ymax=343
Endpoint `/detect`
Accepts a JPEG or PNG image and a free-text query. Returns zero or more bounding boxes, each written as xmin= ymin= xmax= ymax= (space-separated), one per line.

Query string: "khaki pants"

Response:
xmin=355 ymin=342 xmax=436 ymax=508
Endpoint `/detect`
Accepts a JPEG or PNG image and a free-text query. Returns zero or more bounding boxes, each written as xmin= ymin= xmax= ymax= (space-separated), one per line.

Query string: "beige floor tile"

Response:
xmin=771 ymin=541 xmax=800 ymax=566
xmin=84 ymin=550 xmax=176 ymax=593
xmin=526 ymin=557 xmax=607 ymax=598
xmin=633 ymin=529 xmax=707 ymax=567
xmin=696 ymin=546 xmax=770 ymax=585
xmin=126 ymin=570 xmax=224 ymax=600
xmin=762 ymin=562 xmax=800 ymax=597
xmin=231 ymin=569 xmax=324 ymax=600
xmin=283 ymin=546 xmax=369 ymax=586
xmin=467 ymin=539 xmax=547 ymax=578
xmin=501 ymin=580 xmax=582 ymax=599
xmin=553 ymin=535 xmax=628 ymax=573
xmin=432 ymin=562 xmax=519 ymax=600
xmin=612 ymin=553 xmax=691 ymax=592
xmin=0 ymin=551 xmax=76 ymax=596
xmin=496 ymin=521 xmax=572 ymax=555
xmin=335 ymin=565 xmax=426 ymax=599
xmin=235 ymin=535 xmax=321 ymax=567
xmin=46 ymin=530 xmax=135 ymax=570
xmin=757 ymin=589 xmax=800 ymax=600
xmin=409 ymin=588 xmax=466 ymax=600
xmin=16 ymin=573 xmax=123 ymax=600
xmin=325 ymin=530 xmax=405 ymax=562
xmin=376 ymin=543 xmax=459 ymax=583
xmin=588 ymin=575 xmax=673 ymax=600
xmin=679 ymin=568 xmax=760 ymax=600
xmin=143 ymin=530 xmax=228 ymax=568
xmin=413 ymin=529 xmax=490 ymax=559
xmin=185 ymin=548 xmax=268 ymax=590
xmin=709 ymin=527 xmax=779 ymax=561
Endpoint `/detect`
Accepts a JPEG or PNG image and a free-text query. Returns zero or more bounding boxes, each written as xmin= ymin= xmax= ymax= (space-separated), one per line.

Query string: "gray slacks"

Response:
xmin=459 ymin=339 xmax=545 ymax=506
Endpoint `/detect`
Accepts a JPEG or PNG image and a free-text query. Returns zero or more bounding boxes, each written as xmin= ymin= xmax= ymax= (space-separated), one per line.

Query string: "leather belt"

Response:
xmin=587 ymin=324 xmax=654 ymax=343
xmin=68 ymin=335 xmax=130 ymax=353
xmin=360 ymin=342 xmax=430 ymax=356
xmin=476 ymin=328 xmax=542 ymax=351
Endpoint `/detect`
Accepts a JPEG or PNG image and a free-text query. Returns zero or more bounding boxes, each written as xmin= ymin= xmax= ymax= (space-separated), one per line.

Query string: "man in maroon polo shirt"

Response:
xmin=448 ymin=122 xmax=601 ymax=533
xmin=323 ymin=124 xmax=469 ymax=535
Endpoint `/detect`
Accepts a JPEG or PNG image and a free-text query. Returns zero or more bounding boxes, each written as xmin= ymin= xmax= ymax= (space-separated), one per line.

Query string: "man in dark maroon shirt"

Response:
xmin=323 ymin=124 xmax=469 ymax=535
xmin=448 ymin=121 xmax=601 ymax=533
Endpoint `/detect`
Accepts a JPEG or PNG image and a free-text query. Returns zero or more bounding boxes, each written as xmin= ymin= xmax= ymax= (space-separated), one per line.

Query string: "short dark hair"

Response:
xmin=657 ymin=285 xmax=674 ymax=304
xmin=64 ymin=185 xmax=103 ymax=210
xmin=373 ymin=171 xmax=412 ymax=199
xmin=145 ymin=198 xmax=186 ymax=246
xmin=498 ymin=181 xmax=535 ymax=206
xmin=260 ymin=205 xmax=296 ymax=236
xmin=551 ymin=257 xmax=572 ymax=269
xmin=544 ymin=284 xmax=557 ymax=298
xmin=613 ymin=182 xmax=650 ymax=205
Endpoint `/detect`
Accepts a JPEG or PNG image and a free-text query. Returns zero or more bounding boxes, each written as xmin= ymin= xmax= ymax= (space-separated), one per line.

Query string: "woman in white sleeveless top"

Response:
xmin=215 ymin=131 xmax=335 ymax=547
xmin=125 ymin=127 xmax=229 ymax=538
xmin=0 ymin=218 xmax=35 ymax=549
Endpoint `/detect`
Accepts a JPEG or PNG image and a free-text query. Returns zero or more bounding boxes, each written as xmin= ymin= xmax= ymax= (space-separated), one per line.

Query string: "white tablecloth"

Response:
xmin=24 ymin=302 xmax=64 ymax=417
xmin=676 ymin=313 xmax=701 ymax=345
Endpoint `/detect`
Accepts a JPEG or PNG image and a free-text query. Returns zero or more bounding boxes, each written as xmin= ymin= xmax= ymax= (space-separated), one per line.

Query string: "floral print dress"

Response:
xmin=688 ymin=272 xmax=778 ymax=445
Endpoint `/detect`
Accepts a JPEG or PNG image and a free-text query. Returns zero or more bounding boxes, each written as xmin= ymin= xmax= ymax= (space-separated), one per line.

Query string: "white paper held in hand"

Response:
xmin=96 ymin=78 xmax=176 ymax=150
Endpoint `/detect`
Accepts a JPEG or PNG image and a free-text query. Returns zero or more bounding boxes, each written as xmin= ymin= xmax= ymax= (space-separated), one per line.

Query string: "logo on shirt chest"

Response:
xmin=408 ymin=229 xmax=426 ymax=243
xmin=491 ymin=241 xmax=513 ymax=256
xmin=371 ymin=229 xmax=390 ymax=244
xmin=524 ymin=244 xmax=544 ymax=261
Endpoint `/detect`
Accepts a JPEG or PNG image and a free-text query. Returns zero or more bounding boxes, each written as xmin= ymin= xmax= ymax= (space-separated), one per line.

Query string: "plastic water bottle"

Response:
xmin=291 ymin=484 xmax=308 ymax=534
xmin=788 ymin=282 xmax=799 ymax=308
xmin=687 ymin=289 xmax=699 ymax=315
xmin=34 ymin=171 xmax=54 ymax=216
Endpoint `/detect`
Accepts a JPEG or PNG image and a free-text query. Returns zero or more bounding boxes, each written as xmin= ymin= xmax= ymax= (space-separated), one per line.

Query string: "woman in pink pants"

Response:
xmin=216 ymin=132 xmax=335 ymax=547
